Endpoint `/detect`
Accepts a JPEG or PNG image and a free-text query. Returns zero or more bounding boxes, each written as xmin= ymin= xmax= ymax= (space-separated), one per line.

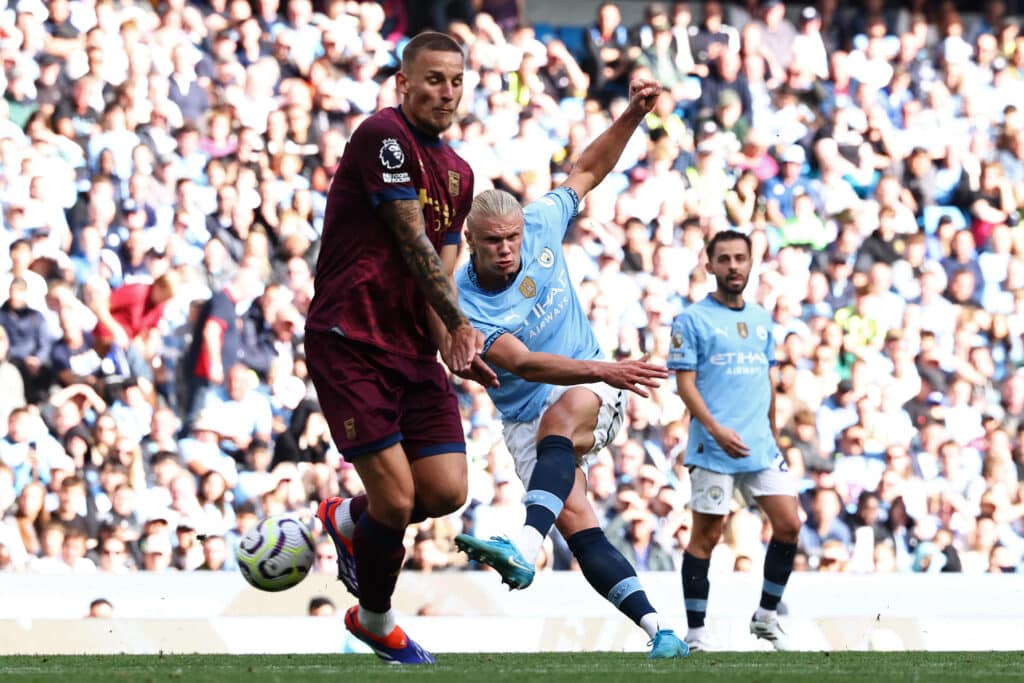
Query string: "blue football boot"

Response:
xmin=454 ymin=534 xmax=536 ymax=589
xmin=647 ymin=629 xmax=690 ymax=659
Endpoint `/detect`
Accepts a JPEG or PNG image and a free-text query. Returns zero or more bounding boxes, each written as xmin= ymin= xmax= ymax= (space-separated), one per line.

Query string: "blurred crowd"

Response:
xmin=1 ymin=0 xmax=1024 ymax=585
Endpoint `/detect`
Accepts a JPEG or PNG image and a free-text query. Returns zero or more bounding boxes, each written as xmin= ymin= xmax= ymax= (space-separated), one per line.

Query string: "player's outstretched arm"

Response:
xmin=487 ymin=333 xmax=668 ymax=397
xmin=560 ymin=78 xmax=661 ymax=201
xmin=676 ymin=370 xmax=750 ymax=458
xmin=377 ymin=199 xmax=479 ymax=372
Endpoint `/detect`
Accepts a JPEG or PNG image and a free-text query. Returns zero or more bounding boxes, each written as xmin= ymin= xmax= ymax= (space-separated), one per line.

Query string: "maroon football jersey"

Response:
xmin=306 ymin=107 xmax=475 ymax=359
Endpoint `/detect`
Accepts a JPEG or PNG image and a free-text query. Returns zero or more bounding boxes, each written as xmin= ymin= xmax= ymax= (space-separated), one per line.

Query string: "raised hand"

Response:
xmin=627 ymin=78 xmax=662 ymax=116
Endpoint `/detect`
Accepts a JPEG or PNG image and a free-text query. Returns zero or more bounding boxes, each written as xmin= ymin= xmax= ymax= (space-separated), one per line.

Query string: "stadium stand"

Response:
xmin=0 ymin=0 xmax=1023 ymax=588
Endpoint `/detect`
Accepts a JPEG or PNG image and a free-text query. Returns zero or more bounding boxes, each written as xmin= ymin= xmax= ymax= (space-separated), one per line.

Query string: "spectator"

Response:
xmin=86 ymin=598 xmax=113 ymax=618
xmin=697 ymin=49 xmax=752 ymax=125
xmin=96 ymin=536 xmax=132 ymax=574
xmin=308 ymin=596 xmax=336 ymax=616
xmin=799 ymin=487 xmax=853 ymax=557
xmin=0 ymin=278 xmax=51 ymax=403
xmin=762 ymin=145 xmax=813 ymax=225
xmin=0 ymin=0 xmax=1018 ymax=583
xmin=610 ymin=506 xmax=675 ymax=571
xmin=755 ymin=0 xmax=796 ymax=72
xmin=139 ymin=532 xmax=174 ymax=572
xmin=197 ymin=534 xmax=230 ymax=571
xmin=179 ymin=267 xmax=263 ymax=426
xmin=583 ymin=2 xmax=632 ymax=103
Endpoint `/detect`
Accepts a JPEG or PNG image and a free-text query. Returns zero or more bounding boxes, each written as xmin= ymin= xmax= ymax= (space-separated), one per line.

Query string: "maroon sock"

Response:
xmin=351 ymin=494 xmax=428 ymax=526
xmin=353 ymin=512 xmax=406 ymax=613
xmin=410 ymin=499 xmax=429 ymax=524
xmin=350 ymin=494 xmax=368 ymax=524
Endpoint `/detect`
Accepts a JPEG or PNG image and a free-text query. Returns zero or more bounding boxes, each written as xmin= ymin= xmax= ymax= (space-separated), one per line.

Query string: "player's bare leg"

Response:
xmin=320 ymin=451 xmax=467 ymax=598
xmin=457 ymin=388 xmax=599 ymax=588
xmin=340 ymin=443 xmax=435 ymax=664
xmin=411 ymin=450 xmax=469 ymax=517
xmin=681 ymin=511 xmax=726 ymax=651
xmin=749 ymin=494 xmax=801 ymax=651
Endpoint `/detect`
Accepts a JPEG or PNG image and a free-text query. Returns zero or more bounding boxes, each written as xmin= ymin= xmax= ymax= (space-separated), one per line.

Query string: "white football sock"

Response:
xmin=334 ymin=499 xmax=355 ymax=538
xmin=687 ymin=626 xmax=708 ymax=641
xmin=358 ymin=607 xmax=396 ymax=637
xmin=515 ymin=526 xmax=544 ymax=565
xmin=753 ymin=606 xmax=776 ymax=622
xmin=639 ymin=612 xmax=661 ymax=639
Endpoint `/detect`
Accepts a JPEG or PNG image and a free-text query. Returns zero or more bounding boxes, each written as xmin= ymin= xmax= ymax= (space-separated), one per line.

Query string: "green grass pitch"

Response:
xmin=1 ymin=652 xmax=1021 ymax=682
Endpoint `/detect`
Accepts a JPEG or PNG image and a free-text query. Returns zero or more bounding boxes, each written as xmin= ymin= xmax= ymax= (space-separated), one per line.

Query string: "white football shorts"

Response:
xmin=689 ymin=454 xmax=797 ymax=516
xmin=503 ymin=382 xmax=627 ymax=484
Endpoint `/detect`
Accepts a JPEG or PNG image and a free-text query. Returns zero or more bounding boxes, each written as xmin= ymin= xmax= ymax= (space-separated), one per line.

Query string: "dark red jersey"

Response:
xmin=306 ymin=107 xmax=474 ymax=359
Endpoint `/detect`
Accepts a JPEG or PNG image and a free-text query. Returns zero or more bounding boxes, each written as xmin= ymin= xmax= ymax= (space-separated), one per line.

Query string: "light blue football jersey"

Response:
xmin=457 ymin=188 xmax=602 ymax=422
xmin=666 ymin=295 xmax=779 ymax=473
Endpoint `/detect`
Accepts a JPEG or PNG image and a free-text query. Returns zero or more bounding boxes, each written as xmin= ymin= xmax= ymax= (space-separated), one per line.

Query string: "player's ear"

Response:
xmin=395 ymin=69 xmax=408 ymax=96
xmin=464 ymin=228 xmax=474 ymax=252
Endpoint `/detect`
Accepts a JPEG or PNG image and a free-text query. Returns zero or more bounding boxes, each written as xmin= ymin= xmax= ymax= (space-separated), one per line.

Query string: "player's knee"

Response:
xmin=370 ymin=489 xmax=416 ymax=528
xmin=418 ymin=481 xmax=467 ymax=517
xmin=772 ymin=517 xmax=801 ymax=544
xmin=537 ymin=404 xmax=578 ymax=444
xmin=688 ymin=523 xmax=723 ymax=556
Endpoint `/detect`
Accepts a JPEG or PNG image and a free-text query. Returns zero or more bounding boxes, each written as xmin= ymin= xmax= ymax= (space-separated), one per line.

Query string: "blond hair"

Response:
xmin=466 ymin=189 xmax=522 ymax=232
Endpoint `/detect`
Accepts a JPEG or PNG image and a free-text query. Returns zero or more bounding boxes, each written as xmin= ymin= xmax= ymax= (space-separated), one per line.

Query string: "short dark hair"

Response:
xmin=308 ymin=596 xmax=336 ymax=612
xmin=706 ymin=229 xmax=752 ymax=259
xmin=400 ymin=31 xmax=464 ymax=73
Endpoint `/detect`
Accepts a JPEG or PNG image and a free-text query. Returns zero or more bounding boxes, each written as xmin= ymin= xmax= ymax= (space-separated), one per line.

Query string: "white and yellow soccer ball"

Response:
xmin=236 ymin=515 xmax=316 ymax=592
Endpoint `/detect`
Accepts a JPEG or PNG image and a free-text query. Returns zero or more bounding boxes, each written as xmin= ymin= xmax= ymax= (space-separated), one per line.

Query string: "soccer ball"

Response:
xmin=236 ymin=515 xmax=316 ymax=592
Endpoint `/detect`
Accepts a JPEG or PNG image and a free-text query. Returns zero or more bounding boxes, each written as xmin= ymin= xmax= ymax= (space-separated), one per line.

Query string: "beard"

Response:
xmin=717 ymin=272 xmax=749 ymax=295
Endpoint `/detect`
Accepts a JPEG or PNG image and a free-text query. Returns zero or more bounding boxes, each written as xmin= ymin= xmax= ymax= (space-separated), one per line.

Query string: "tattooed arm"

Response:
xmin=377 ymin=199 xmax=480 ymax=372
xmin=426 ymin=243 xmax=498 ymax=387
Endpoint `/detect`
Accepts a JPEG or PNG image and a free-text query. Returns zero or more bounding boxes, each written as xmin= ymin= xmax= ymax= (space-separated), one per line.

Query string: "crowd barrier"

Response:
xmin=1 ymin=572 xmax=1022 ymax=653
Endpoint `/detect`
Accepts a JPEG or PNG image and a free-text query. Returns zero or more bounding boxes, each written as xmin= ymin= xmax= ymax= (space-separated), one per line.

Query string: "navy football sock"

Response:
xmin=523 ymin=435 xmax=576 ymax=539
xmin=682 ymin=552 xmax=711 ymax=629
xmin=760 ymin=539 xmax=797 ymax=611
xmin=568 ymin=528 xmax=658 ymax=630
xmin=353 ymin=512 xmax=406 ymax=613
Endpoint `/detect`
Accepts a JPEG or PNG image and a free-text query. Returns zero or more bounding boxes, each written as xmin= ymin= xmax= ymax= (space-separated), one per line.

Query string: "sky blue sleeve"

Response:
xmin=456 ymin=269 xmax=509 ymax=355
xmin=764 ymin=311 xmax=777 ymax=367
xmin=666 ymin=312 xmax=699 ymax=371
xmin=525 ymin=187 xmax=579 ymax=241
xmin=477 ymin=319 xmax=508 ymax=355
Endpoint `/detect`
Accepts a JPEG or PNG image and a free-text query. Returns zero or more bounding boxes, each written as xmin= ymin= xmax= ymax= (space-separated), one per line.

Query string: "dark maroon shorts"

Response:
xmin=305 ymin=329 xmax=465 ymax=460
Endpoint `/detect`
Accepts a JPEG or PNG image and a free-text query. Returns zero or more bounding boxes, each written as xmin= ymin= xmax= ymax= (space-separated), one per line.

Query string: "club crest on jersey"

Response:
xmin=379 ymin=138 xmax=405 ymax=170
xmin=538 ymin=247 xmax=555 ymax=268
xmin=519 ymin=276 xmax=537 ymax=298
xmin=672 ymin=330 xmax=684 ymax=348
xmin=448 ymin=170 xmax=461 ymax=196
xmin=737 ymin=322 xmax=748 ymax=338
